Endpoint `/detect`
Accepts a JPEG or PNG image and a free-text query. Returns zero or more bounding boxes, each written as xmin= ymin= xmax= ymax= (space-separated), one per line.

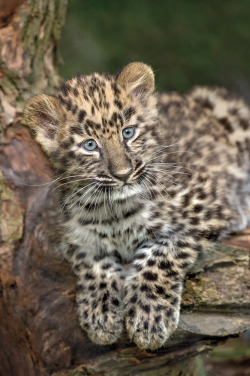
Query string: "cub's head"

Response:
xmin=24 ymin=62 xmax=159 ymax=200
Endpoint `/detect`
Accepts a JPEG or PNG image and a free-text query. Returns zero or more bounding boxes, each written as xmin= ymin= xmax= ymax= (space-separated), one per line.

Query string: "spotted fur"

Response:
xmin=24 ymin=62 xmax=250 ymax=350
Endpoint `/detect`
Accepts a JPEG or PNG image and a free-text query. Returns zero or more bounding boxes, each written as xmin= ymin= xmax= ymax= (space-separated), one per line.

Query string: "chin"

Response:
xmin=112 ymin=183 xmax=144 ymax=201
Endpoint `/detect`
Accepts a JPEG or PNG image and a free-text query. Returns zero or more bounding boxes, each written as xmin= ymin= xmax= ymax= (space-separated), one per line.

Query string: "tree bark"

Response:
xmin=0 ymin=2 xmax=249 ymax=375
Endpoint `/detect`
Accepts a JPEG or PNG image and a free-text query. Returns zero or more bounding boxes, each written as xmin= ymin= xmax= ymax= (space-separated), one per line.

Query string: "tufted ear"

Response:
xmin=117 ymin=62 xmax=155 ymax=100
xmin=23 ymin=94 xmax=61 ymax=155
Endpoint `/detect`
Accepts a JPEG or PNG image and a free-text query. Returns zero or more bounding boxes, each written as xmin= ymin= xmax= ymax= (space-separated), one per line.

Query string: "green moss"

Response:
xmin=182 ymin=275 xmax=205 ymax=307
xmin=0 ymin=172 xmax=24 ymax=244
xmin=21 ymin=0 xmax=67 ymax=89
xmin=69 ymin=368 xmax=103 ymax=376
xmin=209 ymin=337 xmax=250 ymax=363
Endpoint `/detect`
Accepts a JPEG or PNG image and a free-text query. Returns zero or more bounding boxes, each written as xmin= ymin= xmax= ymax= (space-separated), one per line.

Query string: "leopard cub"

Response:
xmin=24 ymin=62 xmax=250 ymax=350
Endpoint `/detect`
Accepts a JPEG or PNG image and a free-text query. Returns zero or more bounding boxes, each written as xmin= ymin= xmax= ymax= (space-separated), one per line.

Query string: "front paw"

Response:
xmin=124 ymin=276 xmax=182 ymax=350
xmin=77 ymin=290 xmax=124 ymax=345
xmin=125 ymin=303 xmax=179 ymax=350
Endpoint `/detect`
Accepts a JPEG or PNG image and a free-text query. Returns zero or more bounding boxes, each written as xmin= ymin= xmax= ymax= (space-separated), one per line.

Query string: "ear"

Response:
xmin=23 ymin=94 xmax=61 ymax=155
xmin=117 ymin=62 xmax=155 ymax=100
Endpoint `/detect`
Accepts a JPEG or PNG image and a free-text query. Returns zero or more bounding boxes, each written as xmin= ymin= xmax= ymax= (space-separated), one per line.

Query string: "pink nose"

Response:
xmin=112 ymin=166 xmax=133 ymax=182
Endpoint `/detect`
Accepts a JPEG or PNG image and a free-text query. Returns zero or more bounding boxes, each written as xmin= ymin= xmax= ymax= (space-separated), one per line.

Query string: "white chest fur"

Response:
xmin=64 ymin=197 xmax=152 ymax=262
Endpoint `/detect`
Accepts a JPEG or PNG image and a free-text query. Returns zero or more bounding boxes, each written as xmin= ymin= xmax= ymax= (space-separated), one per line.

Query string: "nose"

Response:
xmin=112 ymin=166 xmax=133 ymax=182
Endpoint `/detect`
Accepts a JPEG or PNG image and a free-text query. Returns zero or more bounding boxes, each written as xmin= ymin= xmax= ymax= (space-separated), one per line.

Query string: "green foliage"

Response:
xmin=60 ymin=0 xmax=250 ymax=96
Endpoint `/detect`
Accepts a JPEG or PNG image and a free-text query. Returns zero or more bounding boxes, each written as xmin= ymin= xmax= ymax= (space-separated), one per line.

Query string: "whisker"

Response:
xmin=62 ymin=181 xmax=96 ymax=208
xmin=146 ymin=170 xmax=183 ymax=188
xmin=93 ymin=187 xmax=104 ymax=221
xmin=146 ymin=167 xmax=191 ymax=176
xmin=145 ymin=172 xmax=175 ymax=200
xmin=50 ymin=177 xmax=95 ymax=194
xmin=145 ymin=173 xmax=170 ymax=200
xmin=65 ymin=182 xmax=97 ymax=211
xmin=81 ymin=183 xmax=102 ymax=218
xmin=108 ymin=187 xmax=116 ymax=219
xmin=149 ymin=141 xmax=184 ymax=155
xmin=142 ymin=175 xmax=155 ymax=200
xmin=148 ymin=150 xmax=196 ymax=163
xmin=78 ymin=182 xmax=100 ymax=208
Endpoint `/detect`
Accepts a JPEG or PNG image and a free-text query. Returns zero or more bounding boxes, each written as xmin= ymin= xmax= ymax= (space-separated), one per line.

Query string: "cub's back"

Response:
xmin=157 ymin=87 xmax=250 ymax=177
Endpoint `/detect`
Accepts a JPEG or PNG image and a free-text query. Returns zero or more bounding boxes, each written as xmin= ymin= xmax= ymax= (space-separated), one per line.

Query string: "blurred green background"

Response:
xmin=59 ymin=0 xmax=250 ymax=99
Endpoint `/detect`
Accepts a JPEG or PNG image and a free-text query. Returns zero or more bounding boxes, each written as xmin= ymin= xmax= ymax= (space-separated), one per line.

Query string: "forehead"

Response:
xmin=56 ymin=73 xmax=135 ymax=138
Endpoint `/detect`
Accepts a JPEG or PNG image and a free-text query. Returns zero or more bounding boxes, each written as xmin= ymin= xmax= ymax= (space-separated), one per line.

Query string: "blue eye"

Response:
xmin=83 ymin=139 xmax=97 ymax=151
xmin=122 ymin=127 xmax=136 ymax=139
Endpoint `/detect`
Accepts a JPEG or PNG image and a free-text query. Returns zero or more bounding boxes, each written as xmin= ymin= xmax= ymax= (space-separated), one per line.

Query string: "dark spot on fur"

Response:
xmin=141 ymin=304 xmax=150 ymax=313
xmin=194 ymin=204 xmax=203 ymax=213
xmin=153 ymin=249 xmax=164 ymax=257
xmin=151 ymin=326 xmax=157 ymax=333
xmin=61 ymin=137 xmax=74 ymax=149
xmin=147 ymin=259 xmax=156 ymax=267
xmin=70 ymin=125 xmax=84 ymax=135
xmin=60 ymin=83 xmax=70 ymax=96
xmin=111 ymin=280 xmax=118 ymax=292
xmin=154 ymin=315 xmax=161 ymax=324
xmin=239 ymin=118 xmax=249 ymax=130
xmin=102 ymin=293 xmax=108 ymax=302
xmin=102 ymin=263 xmax=112 ymax=270
xmin=123 ymin=204 xmax=143 ymax=219
xmin=99 ymin=282 xmax=107 ymax=289
xmin=130 ymin=295 xmax=137 ymax=303
xmin=219 ymin=117 xmax=234 ymax=133
xmin=124 ymin=106 xmax=136 ymax=121
xmin=135 ymin=264 xmax=143 ymax=271
xmin=190 ymin=217 xmax=200 ymax=225
xmin=78 ymin=110 xmax=87 ymax=123
xmin=177 ymin=252 xmax=189 ymax=259
xmin=171 ymin=297 xmax=179 ymax=306
xmin=112 ymin=298 xmax=120 ymax=306
xmin=140 ymin=284 xmax=149 ymax=292
xmin=85 ymin=273 xmax=94 ymax=280
xmin=166 ymin=308 xmax=174 ymax=317
xmin=128 ymin=308 xmax=135 ymax=318
xmin=158 ymin=260 xmax=173 ymax=270
xmin=75 ymin=252 xmax=86 ymax=260
xmin=143 ymin=271 xmax=158 ymax=281
xmin=182 ymin=194 xmax=190 ymax=207
xmin=137 ymin=115 xmax=144 ymax=123
xmin=114 ymin=99 xmax=122 ymax=109
xmin=197 ymin=189 xmax=207 ymax=200
xmin=135 ymin=252 xmax=147 ymax=260
xmin=194 ymin=96 xmax=214 ymax=110
xmin=155 ymin=285 xmax=165 ymax=295
xmin=102 ymin=303 xmax=108 ymax=313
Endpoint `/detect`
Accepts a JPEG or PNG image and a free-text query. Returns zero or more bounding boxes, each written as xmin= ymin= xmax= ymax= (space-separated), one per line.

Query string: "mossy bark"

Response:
xmin=0 ymin=0 xmax=66 ymax=141
xmin=0 ymin=2 xmax=249 ymax=375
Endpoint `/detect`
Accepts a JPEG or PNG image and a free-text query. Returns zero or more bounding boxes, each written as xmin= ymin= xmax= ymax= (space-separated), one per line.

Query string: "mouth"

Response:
xmin=93 ymin=173 xmax=147 ymax=201
xmin=110 ymin=181 xmax=144 ymax=200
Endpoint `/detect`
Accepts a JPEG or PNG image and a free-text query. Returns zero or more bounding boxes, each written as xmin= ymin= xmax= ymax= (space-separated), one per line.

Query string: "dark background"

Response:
xmin=59 ymin=0 xmax=250 ymax=100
